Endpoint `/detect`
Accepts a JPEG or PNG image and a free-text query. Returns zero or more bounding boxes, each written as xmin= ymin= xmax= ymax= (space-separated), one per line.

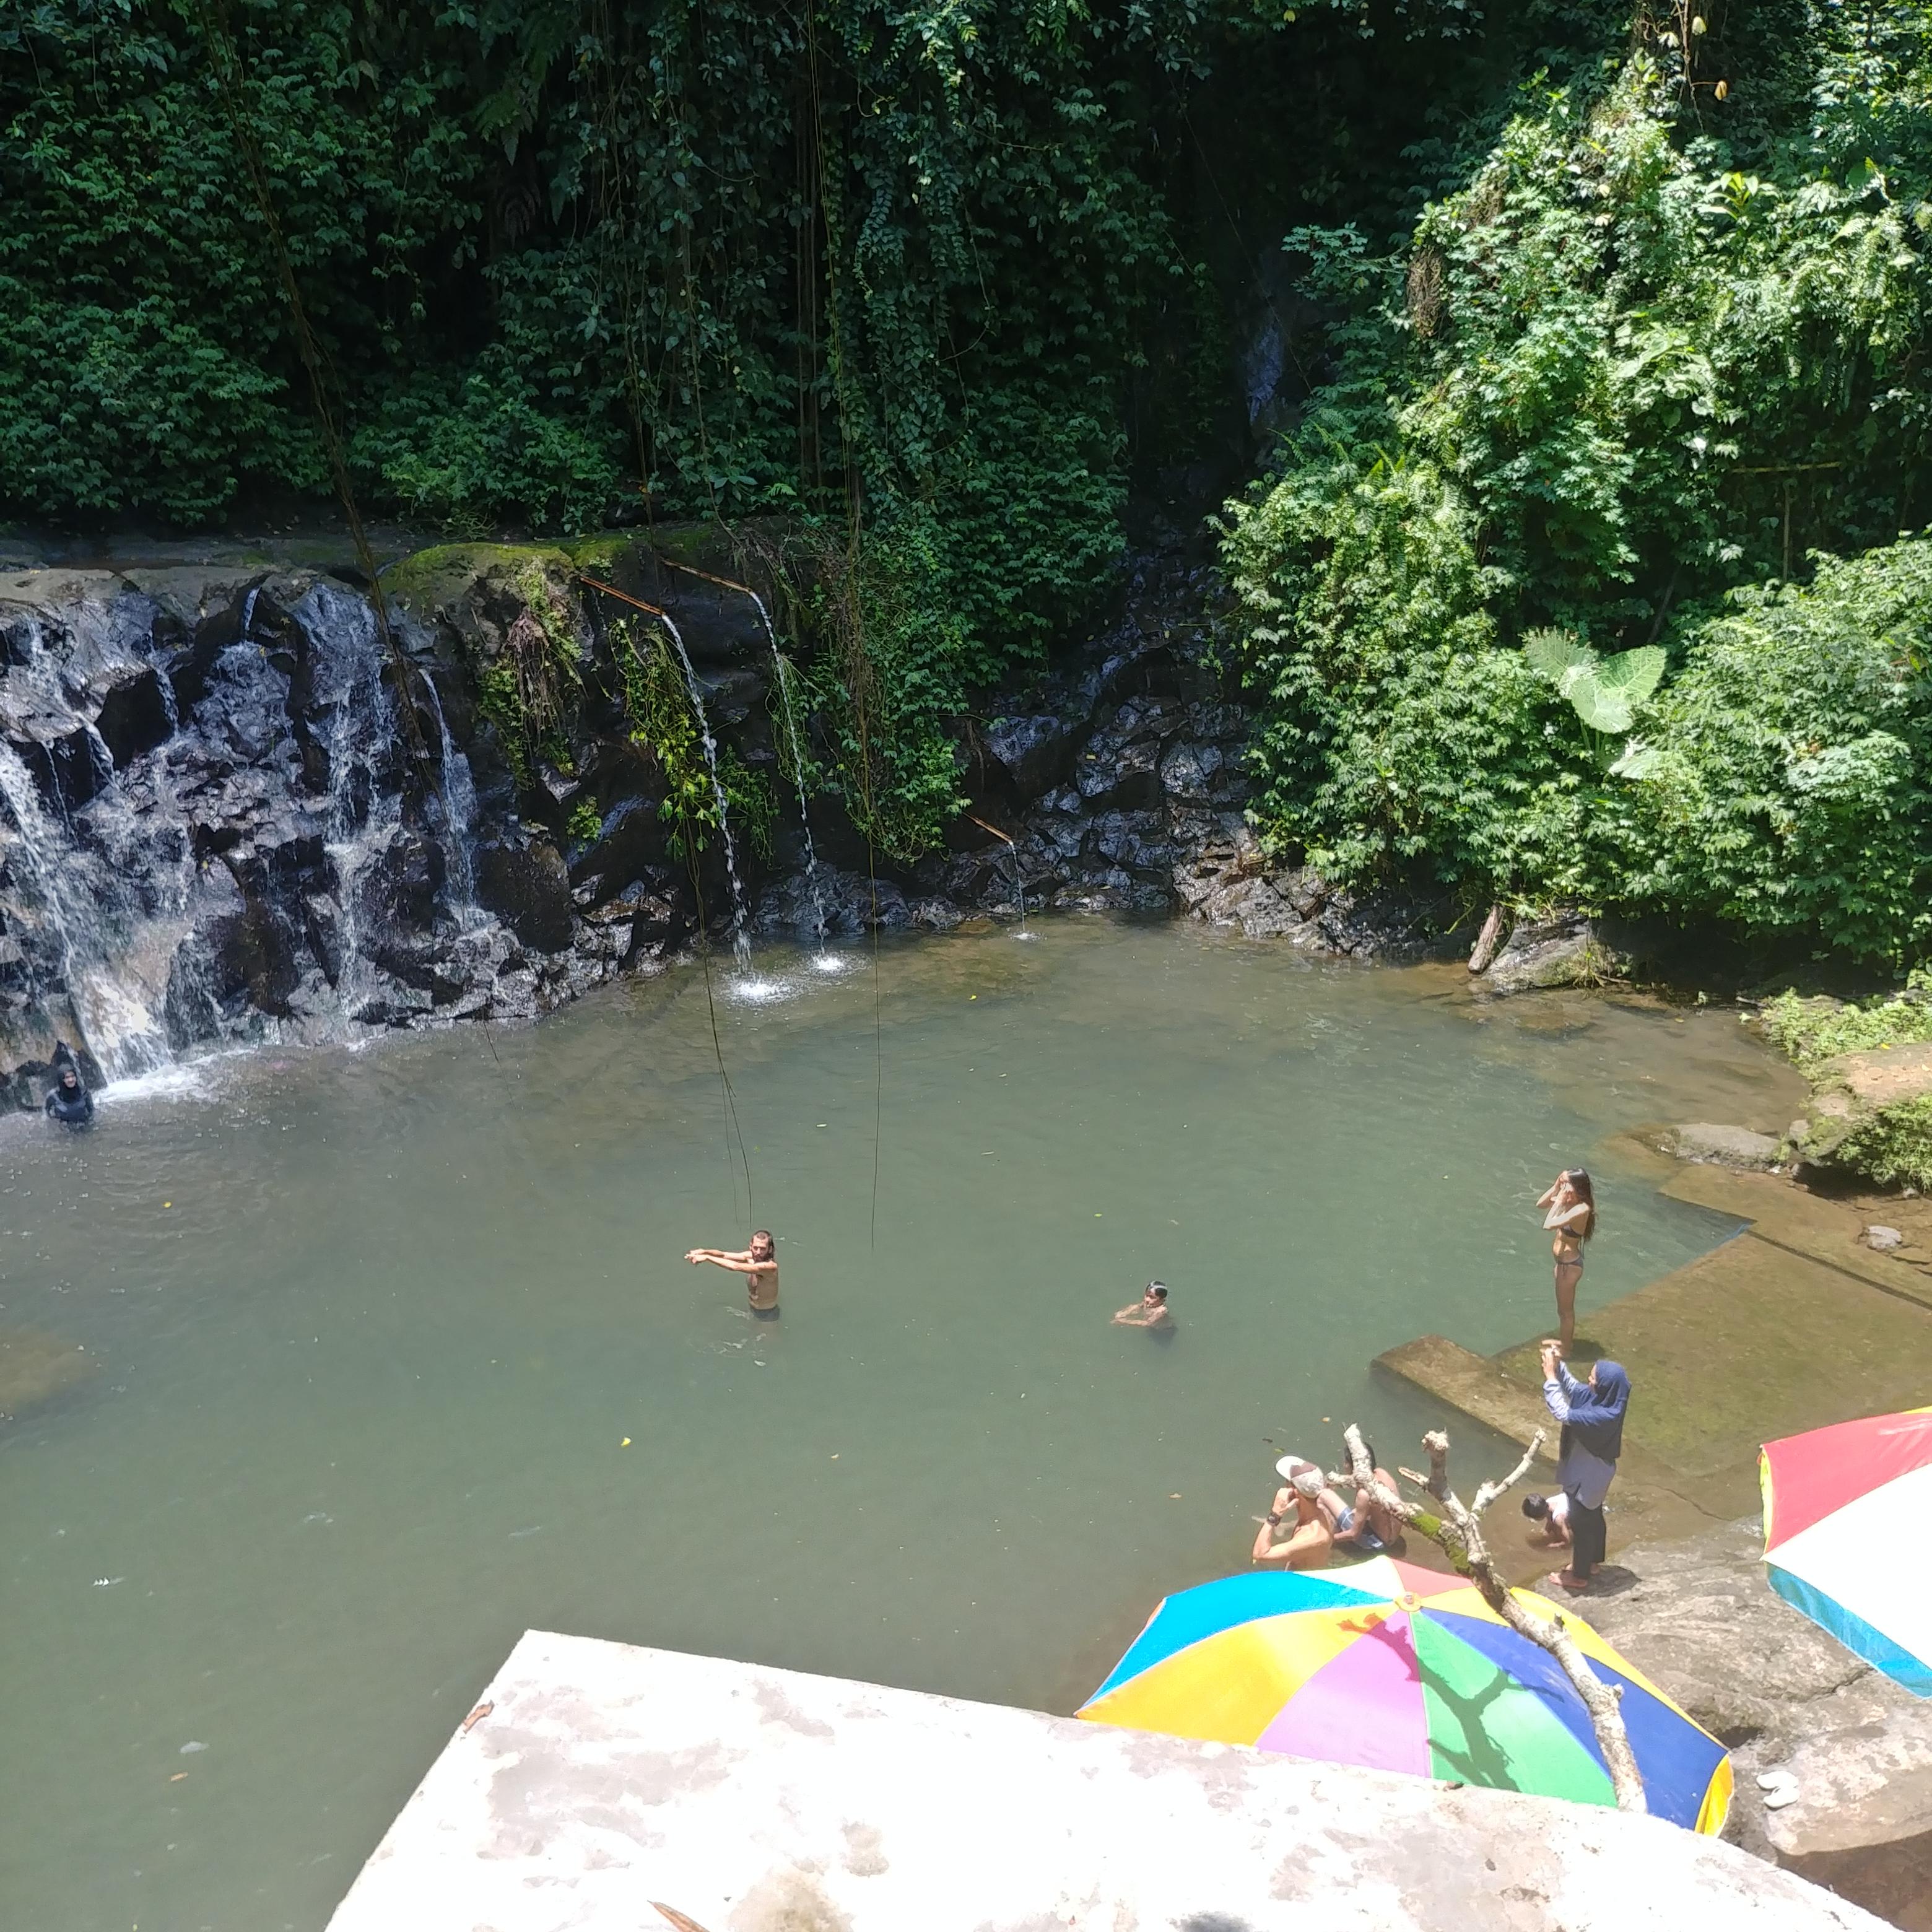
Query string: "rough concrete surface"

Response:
xmin=327 ymin=1631 xmax=1888 ymax=1932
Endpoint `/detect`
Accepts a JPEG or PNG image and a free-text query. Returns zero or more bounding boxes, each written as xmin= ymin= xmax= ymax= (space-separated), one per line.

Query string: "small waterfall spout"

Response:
xmin=965 ymin=812 xmax=1031 ymax=936
xmin=745 ymin=590 xmax=827 ymax=948
xmin=658 ymin=614 xmax=750 ymax=965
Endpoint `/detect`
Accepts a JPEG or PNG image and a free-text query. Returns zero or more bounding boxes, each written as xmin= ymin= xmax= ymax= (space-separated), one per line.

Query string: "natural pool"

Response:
xmin=0 ymin=919 xmax=1786 ymax=1931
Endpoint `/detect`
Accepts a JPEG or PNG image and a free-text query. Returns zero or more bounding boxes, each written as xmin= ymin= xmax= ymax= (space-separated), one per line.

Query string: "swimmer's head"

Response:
xmin=1522 ymin=1494 xmax=1550 ymax=1521
xmin=1144 ymin=1281 xmax=1168 ymax=1303
xmin=749 ymin=1230 xmax=775 ymax=1261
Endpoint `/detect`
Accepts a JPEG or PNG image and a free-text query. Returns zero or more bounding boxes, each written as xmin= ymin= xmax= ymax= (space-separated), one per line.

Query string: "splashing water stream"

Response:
xmin=0 ymin=739 xmax=171 ymax=1077
xmin=418 ymin=670 xmax=477 ymax=910
xmin=658 ymin=613 xmax=749 ymax=965
xmin=744 ymin=589 xmax=828 ymax=948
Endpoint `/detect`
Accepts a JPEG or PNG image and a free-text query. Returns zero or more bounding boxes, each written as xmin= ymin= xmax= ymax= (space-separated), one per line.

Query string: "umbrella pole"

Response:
xmin=1332 ymin=1425 xmax=1648 ymax=1813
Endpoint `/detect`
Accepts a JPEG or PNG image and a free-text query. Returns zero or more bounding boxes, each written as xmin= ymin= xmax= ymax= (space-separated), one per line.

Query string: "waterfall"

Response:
xmin=745 ymin=590 xmax=827 ymax=948
xmin=0 ymin=739 xmax=171 ymax=1079
xmin=419 ymin=670 xmax=477 ymax=910
xmin=1007 ymin=843 xmax=1029 ymax=932
xmin=658 ymin=613 xmax=749 ymax=965
xmin=311 ymin=584 xmax=403 ymax=1012
xmin=240 ymin=586 xmax=260 ymax=642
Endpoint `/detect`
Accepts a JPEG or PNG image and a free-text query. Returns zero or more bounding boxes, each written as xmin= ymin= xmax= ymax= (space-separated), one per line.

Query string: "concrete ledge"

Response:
xmin=327 ymin=1631 xmax=1886 ymax=1932
xmin=1658 ymin=1160 xmax=1932 ymax=1313
xmin=1375 ymin=1334 xmax=1558 ymax=1459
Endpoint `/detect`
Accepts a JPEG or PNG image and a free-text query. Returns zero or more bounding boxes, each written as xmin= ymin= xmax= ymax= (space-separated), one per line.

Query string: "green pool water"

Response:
xmin=0 ymin=919 xmax=1772 ymax=1930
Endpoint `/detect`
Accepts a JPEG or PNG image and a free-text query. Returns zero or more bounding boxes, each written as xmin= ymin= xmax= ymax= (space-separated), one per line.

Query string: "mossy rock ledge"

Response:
xmin=1790 ymin=1040 xmax=1932 ymax=1191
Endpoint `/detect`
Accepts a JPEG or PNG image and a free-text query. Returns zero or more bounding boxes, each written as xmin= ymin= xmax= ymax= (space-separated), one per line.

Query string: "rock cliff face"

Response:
xmin=0 ymin=534 xmax=1439 ymax=1107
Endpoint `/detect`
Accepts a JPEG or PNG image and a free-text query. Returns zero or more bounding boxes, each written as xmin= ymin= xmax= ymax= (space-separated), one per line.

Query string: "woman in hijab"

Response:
xmin=1538 ymin=1341 xmax=1629 ymax=1593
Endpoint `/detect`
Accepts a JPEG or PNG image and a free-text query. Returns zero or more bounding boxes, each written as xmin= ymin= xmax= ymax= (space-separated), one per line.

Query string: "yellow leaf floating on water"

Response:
xmin=620 ymin=1437 xmax=631 ymax=1447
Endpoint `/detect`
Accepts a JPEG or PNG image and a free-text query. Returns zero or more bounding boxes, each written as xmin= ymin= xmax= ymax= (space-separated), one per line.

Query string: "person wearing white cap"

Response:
xmin=1251 ymin=1456 xmax=1335 ymax=1569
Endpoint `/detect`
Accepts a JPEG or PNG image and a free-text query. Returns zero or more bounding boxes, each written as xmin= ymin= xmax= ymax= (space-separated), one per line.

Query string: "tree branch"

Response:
xmin=1330 ymin=1424 xmax=1647 ymax=1813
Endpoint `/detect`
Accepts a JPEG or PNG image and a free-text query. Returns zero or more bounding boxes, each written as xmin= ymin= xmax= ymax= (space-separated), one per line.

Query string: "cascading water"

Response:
xmin=658 ymin=613 xmax=751 ymax=965
xmin=744 ymin=589 xmax=827 ymax=949
xmin=310 ymin=583 xmax=405 ymax=1017
xmin=0 ymin=737 xmax=172 ymax=1078
xmin=418 ymin=669 xmax=478 ymax=910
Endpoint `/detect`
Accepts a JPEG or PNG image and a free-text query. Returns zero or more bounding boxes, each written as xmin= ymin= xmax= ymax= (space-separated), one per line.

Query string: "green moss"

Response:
xmin=380 ymin=541 xmax=575 ymax=619
xmin=1762 ymin=980 xmax=1932 ymax=1078
xmin=462 ymin=559 xmax=585 ymax=791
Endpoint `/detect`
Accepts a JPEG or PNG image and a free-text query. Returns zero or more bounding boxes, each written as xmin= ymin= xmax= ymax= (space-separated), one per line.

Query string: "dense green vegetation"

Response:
xmin=2 ymin=0 xmax=1616 ymax=848
xmin=1764 ymin=977 xmax=1932 ymax=1188
xmin=7 ymin=1 xmax=1932 ymax=951
xmin=1225 ymin=13 xmax=1932 ymax=965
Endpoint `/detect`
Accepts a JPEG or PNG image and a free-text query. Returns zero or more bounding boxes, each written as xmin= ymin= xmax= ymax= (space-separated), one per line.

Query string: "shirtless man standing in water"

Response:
xmin=685 ymin=1230 xmax=780 ymax=1318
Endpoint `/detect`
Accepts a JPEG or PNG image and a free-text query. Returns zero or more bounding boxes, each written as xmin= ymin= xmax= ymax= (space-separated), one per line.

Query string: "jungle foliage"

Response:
xmin=2 ymin=0 xmax=1601 ymax=848
xmin=12 ymin=2 xmax=1932 ymax=936
xmin=1224 ymin=7 xmax=1932 ymax=964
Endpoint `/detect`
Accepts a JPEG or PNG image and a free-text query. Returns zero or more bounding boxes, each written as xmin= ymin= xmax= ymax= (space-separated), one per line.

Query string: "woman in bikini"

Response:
xmin=1537 ymin=1168 xmax=1595 ymax=1353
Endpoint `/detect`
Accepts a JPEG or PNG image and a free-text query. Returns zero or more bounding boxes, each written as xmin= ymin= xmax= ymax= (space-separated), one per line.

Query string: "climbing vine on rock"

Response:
xmin=469 ymin=563 xmax=583 ymax=787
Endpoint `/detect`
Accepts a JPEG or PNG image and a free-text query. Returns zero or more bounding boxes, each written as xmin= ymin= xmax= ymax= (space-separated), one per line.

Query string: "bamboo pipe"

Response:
xmin=578 ymin=575 xmax=670 ymax=617
xmin=963 ymin=811 xmax=1018 ymax=848
xmin=656 ymin=557 xmax=760 ymax=599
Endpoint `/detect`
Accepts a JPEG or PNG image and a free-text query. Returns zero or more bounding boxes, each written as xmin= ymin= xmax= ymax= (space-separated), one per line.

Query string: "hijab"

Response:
xmin=1561 ymin=1360 xmax=1630 ymax=1463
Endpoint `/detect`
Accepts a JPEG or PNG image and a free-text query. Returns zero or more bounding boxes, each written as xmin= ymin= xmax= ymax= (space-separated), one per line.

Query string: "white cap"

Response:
xmin=1275 ymin=1453 xmax=1310 ymax=1481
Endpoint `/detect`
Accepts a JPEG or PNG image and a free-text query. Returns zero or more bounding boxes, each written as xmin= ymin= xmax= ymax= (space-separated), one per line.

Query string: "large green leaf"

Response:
xmin=1571 ymin=681 xmax=1634 ymax=733
xmin=1523 ymin=628 xmax=1596 ymax=685
xmin=1595 ymin=645 xmax=1666 ymax=706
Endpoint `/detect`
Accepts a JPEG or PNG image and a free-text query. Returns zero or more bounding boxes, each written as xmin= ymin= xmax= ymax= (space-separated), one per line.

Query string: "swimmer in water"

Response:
xmin=1112 ymin=1281 xmax=1173 ymax=1330
xmin=43 ymin=1042 xmax=93 ymax=1129
xmin=685 ymin=1230 xmax=780 ymax=1318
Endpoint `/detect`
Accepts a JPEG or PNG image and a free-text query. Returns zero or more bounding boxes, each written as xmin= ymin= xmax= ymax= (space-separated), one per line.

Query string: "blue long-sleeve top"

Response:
xmin=1543 ymin=1362 xmax=1617 ymax=1508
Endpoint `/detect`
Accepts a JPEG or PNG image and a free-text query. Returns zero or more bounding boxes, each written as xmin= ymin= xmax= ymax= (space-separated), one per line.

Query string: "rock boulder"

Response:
xmin=1485 ymin=913 xmax=1632 ymax=993
xmin=1582 ymin=1516 xmax=1932 ymax=1925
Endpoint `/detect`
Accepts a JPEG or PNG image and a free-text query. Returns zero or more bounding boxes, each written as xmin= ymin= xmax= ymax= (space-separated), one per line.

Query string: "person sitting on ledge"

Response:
xmin=44 ymin=1042 xmax=93 ymax=1129
xmin=1523 ymin=1490 xmax=1572 ymax=1549
xmin=1251 ymin=1461 xmax=1334 ymax=1570
xmin=1332 ymin=1438 xmax=1403 ymax=1552
xmin=685 ymin=1230 xmax=780 ymax=1318
xmin=1112 ymin=1281 xmax=1173 ymax=1331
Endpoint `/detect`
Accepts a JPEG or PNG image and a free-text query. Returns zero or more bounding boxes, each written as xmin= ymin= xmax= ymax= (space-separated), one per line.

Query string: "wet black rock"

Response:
xmin=983 ymin=713 xmax=1074 ymax=797
xmin=0 ymin=531 xmax=1456 ymax=1107
xmin=476 ymin=835 xmax=573 ymax=954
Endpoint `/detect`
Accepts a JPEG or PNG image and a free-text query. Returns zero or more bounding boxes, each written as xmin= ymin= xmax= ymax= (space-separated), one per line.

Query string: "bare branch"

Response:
xmin=1329 ymin=1421 xmax=1647 ymax=1814
xmin=1470 ymin=1432 xmax=1544 ymax=1517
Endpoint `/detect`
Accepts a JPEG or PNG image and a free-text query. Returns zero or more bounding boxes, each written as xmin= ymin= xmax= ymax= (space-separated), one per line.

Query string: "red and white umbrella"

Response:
xmin=1760 ymin=1406 xmax=1932 ymax=1695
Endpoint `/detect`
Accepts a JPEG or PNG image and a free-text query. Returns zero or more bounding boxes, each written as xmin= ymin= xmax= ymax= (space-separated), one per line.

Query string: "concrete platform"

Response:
xmin=1377 ymin=1151 xmax=1932 ymax=1554
xmin=327 ymin=1630 xmax=1886 ymax=1932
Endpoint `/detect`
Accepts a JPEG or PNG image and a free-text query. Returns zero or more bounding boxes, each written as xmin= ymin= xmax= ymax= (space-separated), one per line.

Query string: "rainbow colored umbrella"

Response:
xmin=1079 ymin=1556 xmax=1731 ymax=1833
xmin=1761 ymin=1406 xmax=1932 ymax=1696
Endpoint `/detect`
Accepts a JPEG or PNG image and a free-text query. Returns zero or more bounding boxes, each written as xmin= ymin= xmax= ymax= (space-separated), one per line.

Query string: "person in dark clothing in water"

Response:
xmin=44 ymin=1042 xmax=94 ymax=1128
